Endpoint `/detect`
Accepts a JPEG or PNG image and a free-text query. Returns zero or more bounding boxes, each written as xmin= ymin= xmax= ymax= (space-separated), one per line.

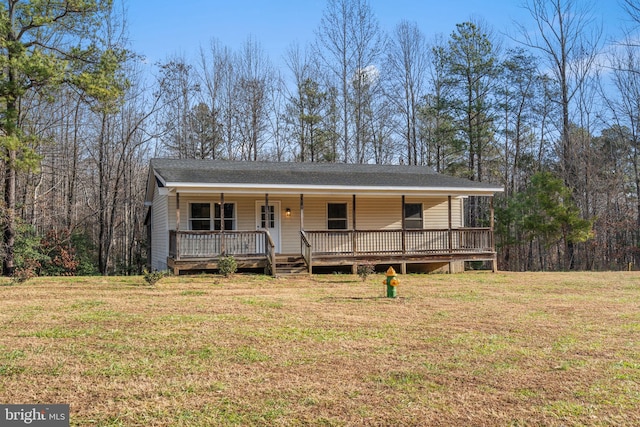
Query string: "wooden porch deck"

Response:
xmin=167 ymin=228 xmax=497 ymax=275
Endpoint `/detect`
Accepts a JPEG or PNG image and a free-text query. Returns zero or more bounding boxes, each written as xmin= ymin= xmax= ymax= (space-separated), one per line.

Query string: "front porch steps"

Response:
xmin=275 ymin=255 xmax=308 ymax=275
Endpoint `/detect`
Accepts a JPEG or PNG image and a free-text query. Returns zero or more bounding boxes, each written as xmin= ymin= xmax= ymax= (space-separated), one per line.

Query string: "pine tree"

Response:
xmin=0 ymin=0 xmax=125 ymax=276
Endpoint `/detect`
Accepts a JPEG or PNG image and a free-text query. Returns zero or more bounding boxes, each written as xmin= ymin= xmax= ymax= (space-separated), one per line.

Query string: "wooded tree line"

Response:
xmin=1 ymin=0 xmax=640 ymax=276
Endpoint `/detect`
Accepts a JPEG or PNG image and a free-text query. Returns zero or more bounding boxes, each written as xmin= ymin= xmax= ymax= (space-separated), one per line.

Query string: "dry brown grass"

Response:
xmin=0 ymin=272 xmax=639 ymax=426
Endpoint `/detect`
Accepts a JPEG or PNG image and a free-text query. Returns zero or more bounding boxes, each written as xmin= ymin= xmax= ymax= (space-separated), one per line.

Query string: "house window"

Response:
xmin=327 ymin=203 xmax=348 ymax=230
xmin=190 ymin=203 xmax=211 ymax=230
xmin=214 ymin=203 xmax=236 ymax=230
xmin=404 ymin=203 xmax=423 ymax=229
xmin=260 ymin=205 xmax=275 ymax=228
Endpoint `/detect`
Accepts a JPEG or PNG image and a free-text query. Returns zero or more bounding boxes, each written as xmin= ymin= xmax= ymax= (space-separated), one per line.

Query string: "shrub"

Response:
xmin=12 ymin=222 xmax=49 ymax=280
xmin=143 ymin=269 xmax=168 ymax=286
xmin=12 ymin=258 xmax=41 ymax=284
xmin=41 ymin=228 xmax=79 ymax=276
xmin=218 ymin=255 xmax=237 ymax=277
xmin=357 ymin=262 xmax=375 ymax=282
xmin=71 ymin=231 xmax=99 ymax=275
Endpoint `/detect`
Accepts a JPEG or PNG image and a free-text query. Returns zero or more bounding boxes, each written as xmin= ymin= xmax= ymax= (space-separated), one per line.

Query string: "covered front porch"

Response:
xmin=167 ymin=225 xmax=496 ymax=275
xmin=147 ymin=159 xmax=504 ymax=275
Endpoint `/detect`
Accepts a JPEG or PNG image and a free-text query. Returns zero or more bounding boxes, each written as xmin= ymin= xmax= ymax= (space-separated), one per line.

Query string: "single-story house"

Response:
xmin=144 ymin=158 xmax=503 ymax=275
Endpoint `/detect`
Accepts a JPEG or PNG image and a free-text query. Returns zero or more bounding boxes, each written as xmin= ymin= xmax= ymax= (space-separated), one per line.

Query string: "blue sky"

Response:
xmin=126 ymin=0 xmax=628 ymax=70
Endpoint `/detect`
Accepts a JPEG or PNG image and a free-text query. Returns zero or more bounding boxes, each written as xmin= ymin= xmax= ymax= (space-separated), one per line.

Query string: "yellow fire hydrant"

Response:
xmin=383 ymin=266 xmax=399 ymax=298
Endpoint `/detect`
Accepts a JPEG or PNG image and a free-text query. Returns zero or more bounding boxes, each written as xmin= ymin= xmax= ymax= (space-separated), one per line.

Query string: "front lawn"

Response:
xmin=1 ymin=272 xmax=638 ymax=426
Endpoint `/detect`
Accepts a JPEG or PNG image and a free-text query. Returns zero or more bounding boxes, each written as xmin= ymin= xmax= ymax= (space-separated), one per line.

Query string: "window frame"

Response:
xmin=404 ymin=203 xmax=424 ymax=229
xmin=214 ymin=202 xmax=236 ymax=231
xmin=189 ymin=202 xmax=212 ymax=231
xmin=188 ymin=202 xmax=237 ymax=231
xmin=327 ymin=202 xmax=348 ymax=230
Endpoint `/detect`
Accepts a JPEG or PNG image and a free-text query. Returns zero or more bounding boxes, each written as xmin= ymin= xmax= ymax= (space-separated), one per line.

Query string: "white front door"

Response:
xmin=256 ymin=201 xmax=281 ymax=253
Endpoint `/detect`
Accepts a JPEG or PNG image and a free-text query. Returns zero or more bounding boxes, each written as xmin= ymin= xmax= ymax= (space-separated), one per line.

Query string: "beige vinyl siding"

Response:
xmin=303 ymin=196 xmax=353 ymax=230
xmin=419 ymin=196 xmax=464 ymax=228
xmin=422 ymin=198 xmax=449 ymax=228
xmin=355 ymin=197 xmax=402 ymax=229
xmin=301 ymin=195 xmax=463 ymax=231
xmin=277 ymin=195 xmax=301 ymax=253
xmin=354 ymin=196 xmax=464 ymax=230
xmin=151 ymin=186 xmax=169 ymax=271
xmin=168 ymin=193 xmax=177 ymax=230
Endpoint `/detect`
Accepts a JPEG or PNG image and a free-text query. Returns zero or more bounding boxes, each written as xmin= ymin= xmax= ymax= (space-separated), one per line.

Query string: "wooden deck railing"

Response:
xmin=264 ymin=230 xmax=276 ymax=276
xmin=300 ymin=230 xmax=312 ymax=273
xmin=169 ymin=230 xmax=268 ymax=260
xmin=169 ymin=228 xmax=494 ymax=266
xmin=305 ymin=228 xmax=493 ymax=256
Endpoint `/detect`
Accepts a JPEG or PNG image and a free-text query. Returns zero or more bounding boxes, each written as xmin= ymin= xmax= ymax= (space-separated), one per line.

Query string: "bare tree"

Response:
xmin=234 ymin=36 xmax=273 ymax=161
xmin=285 ymin=42 xmax=324 ymax=162
xmin=421 ymin=35 xmax=460 ymax=173
xmin=516 ymin=0 xmax=602 ymax=269
xmin=197 ymin=39 xmax=230 ymax=159
xmin=316 ymin=0 xmax=353 ymax=163
xmin=315 ymin=0 xmax=383 ymax=163
xmin=516 ymin=0 xmax=602 ymax=187
xmin=622 ymin=0 xmax=640 ymax=27
xmin=496 ymin=48 xmax=542 ymax=196
xmin=604 ymin=40 xmax=640 ymax=266
xmin=386 ymin=20 xmax=428 ymax=165
xmin=156 ymin=56 xmax=200 ymax=158
xmin=350 ymin=2 xmax=384 ymax=163
xmin=265 ymin=70 xmax=291 ymax=161
xmin=91 ymin=62 xmax=160 ymax=275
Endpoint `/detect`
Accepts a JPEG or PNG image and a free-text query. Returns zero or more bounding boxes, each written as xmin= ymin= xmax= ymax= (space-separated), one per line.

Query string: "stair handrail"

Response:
xmin=300 ymin=230 xmax=312 ymax=274
xmin=263 ymin=229 xmax=276 ymax=276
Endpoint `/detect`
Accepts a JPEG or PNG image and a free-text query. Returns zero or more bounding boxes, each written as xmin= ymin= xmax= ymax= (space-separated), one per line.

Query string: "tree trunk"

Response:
xmin=3 ymin=149 xmax=17 ymax=276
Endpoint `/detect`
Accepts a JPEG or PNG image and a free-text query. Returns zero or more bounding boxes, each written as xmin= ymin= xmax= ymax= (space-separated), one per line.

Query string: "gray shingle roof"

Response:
xmin=150 ymin=158 xmax=502 ymax=192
